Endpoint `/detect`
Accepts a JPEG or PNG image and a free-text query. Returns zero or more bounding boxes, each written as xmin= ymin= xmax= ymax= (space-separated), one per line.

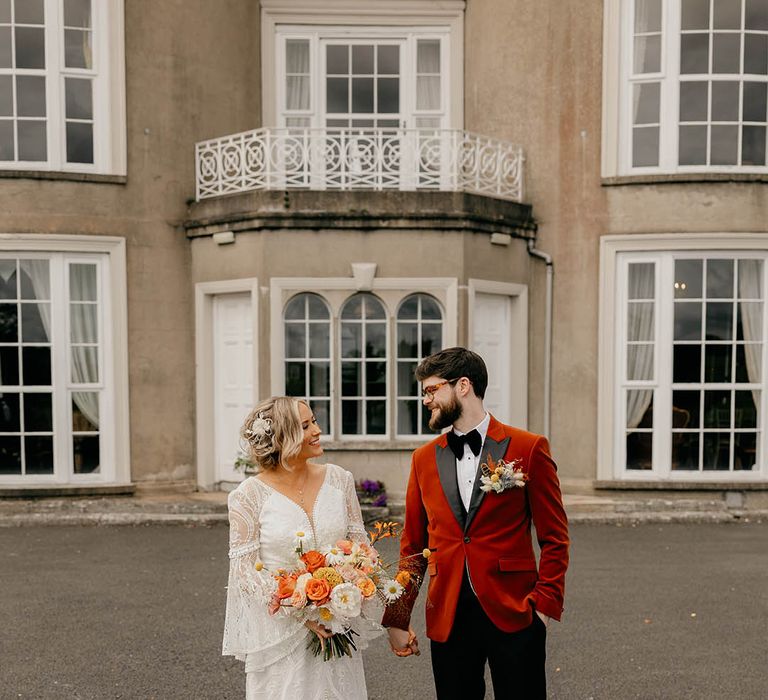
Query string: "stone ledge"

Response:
xmin=595 ymin=480 xmax=768 ymax=491
xmin=0 ymin=170 xmax=127 ymax=185
xmin=602 ymin=173 xmax=768 ymax=187
xmin=0 ymin=484 xmax=136 ymax=498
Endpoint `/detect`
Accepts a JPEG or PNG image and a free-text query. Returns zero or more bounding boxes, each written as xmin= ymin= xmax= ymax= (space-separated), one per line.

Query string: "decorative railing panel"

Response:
xmin=195 ymin=128 xmax=524 ymax=203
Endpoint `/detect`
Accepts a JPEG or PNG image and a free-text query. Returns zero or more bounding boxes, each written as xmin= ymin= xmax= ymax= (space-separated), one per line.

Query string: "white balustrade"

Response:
xmin=195 ymin=128 xmax=524 ymax=203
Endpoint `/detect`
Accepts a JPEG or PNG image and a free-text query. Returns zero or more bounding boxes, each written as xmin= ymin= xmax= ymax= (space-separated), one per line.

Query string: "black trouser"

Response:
xmin=430 ymin=576 xmax=547 ymax=700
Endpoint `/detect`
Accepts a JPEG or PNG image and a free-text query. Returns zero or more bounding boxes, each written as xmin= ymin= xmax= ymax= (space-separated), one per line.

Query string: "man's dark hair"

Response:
xmin=415 ymin=347 xmax=488 ymax=399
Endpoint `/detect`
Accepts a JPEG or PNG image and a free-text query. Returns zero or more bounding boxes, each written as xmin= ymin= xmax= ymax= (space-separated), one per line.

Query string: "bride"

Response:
xmin=223 ymin=396 xmax=380 ymax=699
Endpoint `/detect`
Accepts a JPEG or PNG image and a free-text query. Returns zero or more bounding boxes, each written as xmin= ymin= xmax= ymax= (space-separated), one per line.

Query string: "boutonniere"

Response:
xmin=479 ymin=456 xmax=528 ymax=494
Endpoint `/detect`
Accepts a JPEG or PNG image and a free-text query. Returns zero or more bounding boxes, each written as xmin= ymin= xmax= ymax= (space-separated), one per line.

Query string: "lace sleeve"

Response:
xmin=342 ymin=468 xmax=368 ymax=543
xmin=222 ymin=479 xmax=306 ymax=668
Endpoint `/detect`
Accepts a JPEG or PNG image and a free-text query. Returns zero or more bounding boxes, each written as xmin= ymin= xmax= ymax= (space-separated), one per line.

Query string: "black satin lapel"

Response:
xmin=464 ymin=435 xmax=511 ymax=532
xmin=436 ymin=443 xmax=465 ymax=529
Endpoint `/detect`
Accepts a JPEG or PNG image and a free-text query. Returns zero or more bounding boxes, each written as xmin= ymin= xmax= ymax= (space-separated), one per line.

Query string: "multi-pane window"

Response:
xmin=0 ymin=254 xmax=106 ymax=479
xmin=396 ymin=294 xmax=443 ymax=435
xmin=284 ymin=293 xmax=331 ymax=434
xmin=0 ymin=0 xmax=114 ymax=171
xmin=282 ymin=290 xmax=445 ymax=439
xmin=340 ymin=294 xmax=387 ymax=437
xmin=620 ymin=253 xmax=765 ymax=477
xmin=626 ymin=0 xmax=768 ymax=172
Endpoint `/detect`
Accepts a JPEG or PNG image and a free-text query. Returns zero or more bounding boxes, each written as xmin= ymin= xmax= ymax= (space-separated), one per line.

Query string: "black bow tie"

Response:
xmin=446 ymin=429 xmax=482 ymax=460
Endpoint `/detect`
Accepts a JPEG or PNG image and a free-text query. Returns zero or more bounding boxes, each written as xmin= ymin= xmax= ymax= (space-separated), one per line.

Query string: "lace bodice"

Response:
xmin=223 ymin=463 xmax=374 ymax=669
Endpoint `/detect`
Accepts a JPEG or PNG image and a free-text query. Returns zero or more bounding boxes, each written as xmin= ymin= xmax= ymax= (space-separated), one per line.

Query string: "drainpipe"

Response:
xmin=526 ymin=238 xmax=553 ymax=438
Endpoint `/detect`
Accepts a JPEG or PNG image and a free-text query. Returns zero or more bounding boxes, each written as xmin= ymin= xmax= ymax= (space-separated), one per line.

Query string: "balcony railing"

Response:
xmin=195 ymin=127 xmax=524 ymax=203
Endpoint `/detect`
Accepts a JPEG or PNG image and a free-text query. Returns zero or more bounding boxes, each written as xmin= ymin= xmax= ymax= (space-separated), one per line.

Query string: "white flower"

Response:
xmin=295 ymin=572 xmax=313 ymax=593
xmin=247 ymin=413 xmax=273 ymax=441
xmin=330 ymin=582 xmax=362 ymax=619
xmin=325 ymin=547 xmax=348 ymax=567
xmin=317 ymin=605 xmax=348 ymax=634
xmin=381 ymin=579 xmax=404 ymax=602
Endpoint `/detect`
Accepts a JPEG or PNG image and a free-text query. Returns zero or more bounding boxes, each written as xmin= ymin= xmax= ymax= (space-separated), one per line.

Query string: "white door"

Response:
xmin=473 ymin=293 xmax=512 ymax=424
xmin=213 ymin=293 xmax=254 ymax=484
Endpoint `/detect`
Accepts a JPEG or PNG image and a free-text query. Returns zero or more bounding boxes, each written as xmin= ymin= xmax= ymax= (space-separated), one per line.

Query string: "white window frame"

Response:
xmin=603 ymin=0 xmax=768 ymax=177
xmin=599 ymin=233 xmax=768 ymax=482
xmin=261 ymin=0 xmax=465 ymax=129
xmin=0 ymin=234 xmax=129 ymax=487
xmin=270 ymin=275 xmax=458 ymax=443
xmin=0 ymin=0 xmax=126 ymax=175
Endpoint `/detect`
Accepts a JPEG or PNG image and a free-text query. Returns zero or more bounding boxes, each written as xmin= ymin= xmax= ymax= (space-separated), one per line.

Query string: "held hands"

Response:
xmin=387 ymin=626 xmax=420 ymax=657
xmin=305 ymin=620 xmax=333 ymax=640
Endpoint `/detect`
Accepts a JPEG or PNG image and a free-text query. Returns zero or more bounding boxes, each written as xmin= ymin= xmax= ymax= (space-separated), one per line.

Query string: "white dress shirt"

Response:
xmin=453 ymin=413 xmax=490 ymax=512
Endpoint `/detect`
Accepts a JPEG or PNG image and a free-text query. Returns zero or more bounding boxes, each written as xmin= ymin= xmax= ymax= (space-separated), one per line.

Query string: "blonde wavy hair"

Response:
xmin=240 ymin=396 xmax=308 ymax=471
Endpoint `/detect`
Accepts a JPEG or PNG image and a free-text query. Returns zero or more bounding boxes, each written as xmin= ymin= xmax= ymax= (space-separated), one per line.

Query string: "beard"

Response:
xmin=428 ymin=394 xmax=463 ymax=431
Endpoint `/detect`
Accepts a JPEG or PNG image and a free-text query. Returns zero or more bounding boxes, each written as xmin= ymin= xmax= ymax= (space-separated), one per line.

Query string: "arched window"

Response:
xmin=396 ymin=293 xmax=443 ymax=435
xmin=283 ymin=293 xmax=331 ymax=433
xmin=340 ymin=293 xmax=387 ymax=436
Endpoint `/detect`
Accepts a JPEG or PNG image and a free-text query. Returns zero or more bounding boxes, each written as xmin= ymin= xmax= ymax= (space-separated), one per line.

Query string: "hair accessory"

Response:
xmin=246 ymin=413 xmax=273 ymax=443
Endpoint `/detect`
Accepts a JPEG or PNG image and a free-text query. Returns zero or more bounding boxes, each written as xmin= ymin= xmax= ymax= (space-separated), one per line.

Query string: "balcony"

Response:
xmin=194 ymin=127 xmax=525 ymax=203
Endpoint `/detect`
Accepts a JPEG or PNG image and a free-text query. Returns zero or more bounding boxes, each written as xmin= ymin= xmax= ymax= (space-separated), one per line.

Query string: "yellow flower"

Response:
xmin=490 ymin=473 xmax=500 ymax=483
xmin=296 ymin=530 xmax=305 ymax=538
xmin=318 ymin=607 xmax=333 ymax=622
xmin=254 ymin=562 xmax=264 ymax=572
xmin=422 ymin=548 xmax=432 ymax=559
xmin=395 ymin=571 xmax=411 ymax=587
xmin=495 ymin=466 xmax=505 ymax=475
xmin=313 ymin=567 xmax=344 ymax=587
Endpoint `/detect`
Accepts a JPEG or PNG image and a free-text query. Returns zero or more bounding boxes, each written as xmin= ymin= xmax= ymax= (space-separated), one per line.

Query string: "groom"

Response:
xmin=384 ymin=347 xmax=569 ymax=699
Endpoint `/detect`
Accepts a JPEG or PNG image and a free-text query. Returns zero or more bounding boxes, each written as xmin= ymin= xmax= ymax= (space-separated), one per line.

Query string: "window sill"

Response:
xmin=602 ymin=173 xmax=768 ymax=187
xmin=0 ymin=169 xmax=127 ymax=185
xmin=595 ymin=479 xmax=768 ymax=491
xmin=0 ymin=483 xmax=136 ymax=497
xmin=322 ymin=439 xmax=431 ymax=451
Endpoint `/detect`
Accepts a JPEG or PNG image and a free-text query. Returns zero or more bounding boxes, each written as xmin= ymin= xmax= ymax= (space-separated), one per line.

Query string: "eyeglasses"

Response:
xmin=421 ymin=378 xmax=460 ymax=398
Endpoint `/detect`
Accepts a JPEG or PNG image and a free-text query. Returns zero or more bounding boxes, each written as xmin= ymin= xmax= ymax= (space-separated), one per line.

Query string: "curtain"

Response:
xmin=626 ymin=263 xmax=655 ymax=429
xmin=69 ymin=264 xmax=99 ymax=428
xmin=20 ymin=260 xmax=51 ymax=340
xmin=416 ymin=40 xmax=440 ymax=112
xmin=286 ymin=40 xmax=310 ymax=112
xmin=738 ymin=259 xmax=763 ymax=408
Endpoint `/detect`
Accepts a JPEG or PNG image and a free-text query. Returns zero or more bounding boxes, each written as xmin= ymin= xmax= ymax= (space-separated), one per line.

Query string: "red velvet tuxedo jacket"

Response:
xmin=382 ymin=416 xmax=569 ymax=642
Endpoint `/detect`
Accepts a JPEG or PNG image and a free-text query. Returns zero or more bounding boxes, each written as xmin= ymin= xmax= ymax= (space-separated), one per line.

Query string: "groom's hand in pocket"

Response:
xmin=388 ymin=626 xmax=420 ymax=657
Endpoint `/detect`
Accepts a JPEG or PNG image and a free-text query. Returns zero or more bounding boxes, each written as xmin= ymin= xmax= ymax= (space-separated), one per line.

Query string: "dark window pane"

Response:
xmin=0 ymin=347 xmax=19 ymax=385
xmin=634 ymin=35 xmax=661 ymax=73
xmin=0 ymin=120 xmax=12 ymax=159
xmin=632 ymin=126 xmax=659 ymax=166
xmin=308 ymin=323 xmax=329 ymax=358
xmin=746 ymin=0 xmax=768 ymax=29
xmin=712 ymin=81 xmax=740 ymax=121
xmin=326 ymin=45 xmax=348 ymax=74
xmin=22 ymin=347 xmax=51 ymax=385
xmin=672 ymin=432 xmax=700 ymax=470
xmin=421 ymin=403 xmax=431 ymax=433
xmin=17 ymin=119 xmax=46 ymax=161
xmin=397 ymin=361 xmax=417 ymax=396
xmin=704 ymin=344 xmax=732 ymax=382
xmin=421 ymin=296 xmax=441 ymax=320
xmin=352 ymin=45 xmax=374 ymax=74
xmin=309 ymin=362 xmax=329 ymax=397
xmin=73 ymin=434 xmax=99 ymax=473
xmin=378 ymin=45 xmax=399 ymax=74
xmin=65 ymin=121 xmax=93 ymax=164
xmin=341 ymin=323 xmax=361 ymax=358
xmin=703 ymin=432 xmax=731 ymax=469
xmin=65 ymin=78 xmax=92 ymax=119
xmin=16 ymin=75 xmax=45 ymax=117
xmin=341 ymin=295 xmax=362 ymax=319
xmin=25 ymin=435 xmax=53 ymax=474
xmin=743 ymin=82 xmax=767 ymax=121
xmin=285 ymin=362 xmax=306 ymax=395
xmin=674 ymin=344 xmax=702 ymax=382
xmin=674 ymin=301 xmax=703 ymax=340
xmin=64 ymin=0 xmax=92 ymax=28
xmin=742 ymin=126 xmax=767 ymax=166
xmin=0 ymin=28 xmax=10 ymax=69
xmin=284 ymin=295 xmax=305 ymax=320
xmin=707 ymin=259 xmax=735 ymax=298
xmin=704 ymin=390 xmax=731 ymax=427
xmin=64 ymin=29 xmax=92 ymax=69
xmin=0 ymin=0 xmax=9 ymax=22
xmin=422 ymin=323 xmax=442 ymax=357
xmin=735 ymin=390 xmax=758 ymax=428
xmin=682 ymin=0 xmax=711 ymax=30
xmin=634 ymin=82 xmax=661 ymax=124
xmin=675 ymin=259 xmax=704 ymax=298
xmin=366 ymin=361 xmax=386 ymax=396
xmin=673 ymin=390 xmax=701 ymax=428
xmin=680 ymin=81 xmax=709 ymax=121
xmin=0 ymin=303 xmax=18 ymax=341
xmin=19 ymin=260 xmax=49 ymax=300
xmin=397 ymin=323 xmax=418 ymax=357
xmin=0 ymin=436 xmax=21 ymax=474
xmin=285 ymin=323 xmax=305 ymax=358
xmin=312 ymin=400 xmax=330 ymax=434
xmin=736 ymin=344 xmax=761 ymax=382
xmin=680 ymin=33 xmax=710 ymax=74
xmin=398 ymin=296 xmax=418 ymax=320
xmin=744 ymin=33 xmax=768 ymax=74
xmin=711 ymin=125 xmax=739 ymax=165
xmin=378 ymin=78 xmax=399 ymax=113
xmin=627 ymin=390 xmax=653 ymax=429
xmin=326 ymin=78 xmax=348 ymax=113
xmin=352 ymin=78 xmax=374 ymax=113
xmin=398 ymin=399 xmax=417 ymax=434
xmin=626 ymin=432 xmax=652 ymax=469
xmin=365 ymin=323 xmax=386 ymax=358
xmin=307 ymin=295 xmax=329 ymax=320
xmin=0 ymin=262 xmax=15 ymax=298
xmin=0 ymin=392 xmax=20 ymax=430
xmin=342 ymin=399 xmax=361 ymax=434
xmin=679 ymin=125 xmax=707 ymax=165
xmin=364 ymin=295 xmax=386 ymax=319
xmin=705 ymin=302 xmax=733 ymax=340
xmin=714 ymin=0 xmax=742 ymax=29
xmin=712 ymin=33 xmax=741 ymax=73
xmin=15 ymin=27 xmax=45 ymax=69
xmin=734 ymin=432 xmax=757 ymax=470
xmin=72 ymin=393 xmax=98 ymax=431
xmin=366 ymin=400 xmax=386 ymax=434
xmin=15 ymin=0 xmax=44 ymax=24
xmin=21 ymin=302 xmax=48 ymax=341
xmin=341 ymin=361 xmax=360 ymax=396
xmin=23 ymin=392 xmax=51 ymax=431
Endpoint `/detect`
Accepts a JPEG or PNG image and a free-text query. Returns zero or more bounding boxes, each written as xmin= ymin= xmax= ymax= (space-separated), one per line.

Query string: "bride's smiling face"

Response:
xmin=296 ymin=402 xmax=323 ymax=460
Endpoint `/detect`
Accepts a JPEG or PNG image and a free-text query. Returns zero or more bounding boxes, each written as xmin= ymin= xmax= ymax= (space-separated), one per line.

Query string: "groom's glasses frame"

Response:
xmin=421 ymin=378 xmax=460 ymax=398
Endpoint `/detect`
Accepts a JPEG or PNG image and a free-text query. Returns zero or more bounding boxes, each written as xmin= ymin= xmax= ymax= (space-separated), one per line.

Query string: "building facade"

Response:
xmin=1 ymin=0 xmax=767 ymax=500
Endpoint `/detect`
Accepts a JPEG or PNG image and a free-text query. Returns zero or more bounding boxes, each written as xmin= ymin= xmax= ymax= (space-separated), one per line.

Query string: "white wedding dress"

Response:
xmin=223 ymin=463 xmax=381 ymax=700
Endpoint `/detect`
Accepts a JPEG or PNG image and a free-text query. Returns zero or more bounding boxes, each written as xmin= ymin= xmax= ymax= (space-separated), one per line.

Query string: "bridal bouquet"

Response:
xmin=258 ymin=521 xmax=415 ymax=661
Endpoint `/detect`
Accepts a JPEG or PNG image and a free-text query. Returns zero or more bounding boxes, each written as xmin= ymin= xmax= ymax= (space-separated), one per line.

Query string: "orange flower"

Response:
xmin=305 ymin=577 xmax=332 ymax=603
xmin=301 ymin=550 xmax=327 ymax=573
xmin=356 ymin=577 xmax=376 ymax=598
xmin=336 ymin=539 xmax=354 ymax=555
xmin=395 ymin=571 xmax=411 ymax=588
xmin=276 ymin=574 xmax=298 ymax=600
